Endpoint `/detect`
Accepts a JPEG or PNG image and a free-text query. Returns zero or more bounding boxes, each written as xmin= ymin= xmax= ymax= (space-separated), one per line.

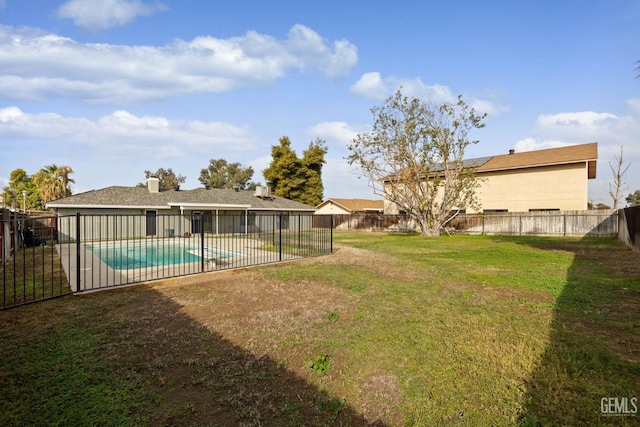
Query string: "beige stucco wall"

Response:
xmin=475 ymin=163 xmax=588 ymax=212
xmin=384 ymin=162 xmax=590 ymax=214
xmin=315 ymin=203 xmax=351 ymax=215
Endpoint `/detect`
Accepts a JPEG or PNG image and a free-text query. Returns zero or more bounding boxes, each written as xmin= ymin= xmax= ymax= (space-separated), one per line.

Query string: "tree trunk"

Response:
xmin=416 ymin=218 xmax=440 ymax=236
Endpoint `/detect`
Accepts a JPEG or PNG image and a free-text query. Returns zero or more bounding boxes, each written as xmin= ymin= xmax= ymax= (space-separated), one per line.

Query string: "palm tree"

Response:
xmin=59 ymin=165 xmax=74 ymax=197
xmin=33 ymin=164 xmax=75 ymax=207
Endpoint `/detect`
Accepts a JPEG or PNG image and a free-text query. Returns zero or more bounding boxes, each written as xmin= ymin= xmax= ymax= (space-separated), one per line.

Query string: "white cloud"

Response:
xmin=516 ymin=102 xmax=640 ymax=203
xmin=514 ymin=137 xmax=571 ymax=152
xmin=350 ymin=72 xmax=453 ymax=103
xmin=531 ymin=110 xmax=637 ymax=147
xmin=0 ymin=106 xmax=256 ymax=160
xmin=0 ymin=24 xmax=358 ymax=104
xmin=350 ymin=71 xmax=509 ymax=116
xmin=517 ymin=106 xmax=640 ymax=158
xmin=284 ymin=25 xmax=358 ymax=79
xmin=57 ymin=0 xmax=167 ymax=31
xmin=308 ymin=121 xmax=359 ymax=146
xmin=349 ymin=72 xmax=387 ymax=99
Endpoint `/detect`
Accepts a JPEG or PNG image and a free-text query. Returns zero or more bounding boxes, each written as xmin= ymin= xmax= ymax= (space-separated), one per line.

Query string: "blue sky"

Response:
xmin=1 ymin=0 xmax=639 ymax=206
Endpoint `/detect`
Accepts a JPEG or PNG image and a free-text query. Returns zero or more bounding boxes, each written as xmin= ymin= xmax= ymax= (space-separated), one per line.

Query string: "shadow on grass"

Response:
xmin=518 ymin=237 xmax=640 ymax=425
xmin=0 ymin=285 xmax=381 ymax=426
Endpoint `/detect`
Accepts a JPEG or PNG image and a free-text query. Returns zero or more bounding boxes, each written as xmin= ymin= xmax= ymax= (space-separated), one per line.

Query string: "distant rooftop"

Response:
xmin=316 ymin=198 xmax=384 ymax=212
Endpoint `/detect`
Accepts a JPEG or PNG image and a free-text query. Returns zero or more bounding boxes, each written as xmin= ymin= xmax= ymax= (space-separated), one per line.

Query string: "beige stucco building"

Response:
xmin=315 ymin=198 xmax=384 ymax=215
xmin=384 ymin=142 xmax=598 ymax=214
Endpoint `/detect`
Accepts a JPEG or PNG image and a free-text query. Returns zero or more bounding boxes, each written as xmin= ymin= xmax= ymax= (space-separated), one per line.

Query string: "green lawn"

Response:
xmin=326 ymin=233 xmax=639 ymax=425
xmin=0 ymin=232 xmax=638 ymax=426
xmin=1 ymin=245 xmax=71 ymax=308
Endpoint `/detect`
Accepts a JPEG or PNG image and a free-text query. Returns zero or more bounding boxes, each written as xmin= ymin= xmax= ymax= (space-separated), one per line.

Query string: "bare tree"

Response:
xmin=608 ymin=145 xmax=630 ymax=209
xmin=348 ymin=90 xmax=486 ymax=236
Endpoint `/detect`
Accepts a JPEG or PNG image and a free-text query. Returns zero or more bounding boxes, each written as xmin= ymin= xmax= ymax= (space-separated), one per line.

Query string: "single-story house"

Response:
xmin=384 ymin=142 xmax=598 ymax=214
xmin=315 ymin=198 xmax=384 ymax=215
xmin=47 ymin=180 xmax=316 ymax=239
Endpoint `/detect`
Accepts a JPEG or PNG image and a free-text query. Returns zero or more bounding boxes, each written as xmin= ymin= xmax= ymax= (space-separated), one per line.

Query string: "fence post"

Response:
xmin=298 ymin=215 xmax=301 ymax=253
xmin=519 ymin=213 xmax=522 ymax=236
xmin=330 ymin=223 xmax=333 ymax=253
xmin=75 ymin=212 xmax=81 ymax=292
xmin=200 ymin=217 xmax=205 ymax=272
xmin=279 ymin=212 xmax=283 ymax=261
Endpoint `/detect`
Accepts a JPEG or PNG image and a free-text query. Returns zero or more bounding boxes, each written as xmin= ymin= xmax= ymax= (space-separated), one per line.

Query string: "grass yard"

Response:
xmin=0 ymin=232 xmax=638 ymax=425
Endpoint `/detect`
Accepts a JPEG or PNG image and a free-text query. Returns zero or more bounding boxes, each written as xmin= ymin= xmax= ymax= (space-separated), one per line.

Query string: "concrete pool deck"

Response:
xmin=56 ymin=236 xmax=306 ymax=292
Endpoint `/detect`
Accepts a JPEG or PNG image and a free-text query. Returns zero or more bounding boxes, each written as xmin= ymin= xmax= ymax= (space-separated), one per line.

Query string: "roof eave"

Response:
xmin=250 ymin=207 xmax=316 ymax=212
xmin=168 ymin=202 xmax=252 ymax=210
xmin=478 ymin=158 xmax=598 ymax=174
xmin=46 ymin=203 xmax=171 ymax=210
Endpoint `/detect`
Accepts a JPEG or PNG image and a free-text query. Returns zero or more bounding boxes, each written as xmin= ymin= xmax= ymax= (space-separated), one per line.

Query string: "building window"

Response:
xmin=247 ymin=212 xmax=256 ymax=226
xmin=145 ymin=210 xmax=157 ymax=236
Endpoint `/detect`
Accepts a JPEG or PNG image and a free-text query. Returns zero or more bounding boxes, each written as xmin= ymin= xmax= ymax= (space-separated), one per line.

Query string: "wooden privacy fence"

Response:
xmin=326 ymin=214 xmax=415 ymax=232
xmin=618 ymin=206 xmax=640 ymax=253
xmin=450 ymin=210 xmax=618 ymax=237
xmin=327 ymin=210 xmax=619 ymax=237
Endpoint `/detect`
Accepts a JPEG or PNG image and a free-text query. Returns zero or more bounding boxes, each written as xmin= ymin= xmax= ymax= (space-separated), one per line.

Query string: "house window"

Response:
xmin=191 ymin=212 xmax=203 ymax=233
xmin=145 ymin=210 xmax=157 ymax=236
xmin=528 ymin=208 xmax=560 ymax=212
xmin=483 ymin=209 xmax=508 ymax=214
xmin=278 ymin=212 xmax=290 ymax=229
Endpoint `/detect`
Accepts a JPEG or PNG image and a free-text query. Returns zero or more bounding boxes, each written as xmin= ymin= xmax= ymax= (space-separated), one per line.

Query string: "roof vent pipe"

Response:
xmin=508 ymin=149 xmax=515 ymax=155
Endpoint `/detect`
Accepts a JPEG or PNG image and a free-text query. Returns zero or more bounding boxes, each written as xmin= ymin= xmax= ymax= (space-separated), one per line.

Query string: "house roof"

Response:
xmin=316 ymin=198 xmax=384 ymax=212
xmin=46 ymin=186 xmax=316 ymax=211
xmin=477 ymin=142 xmax=598 ymax=178
xmin=383 ymin=142 xmax=598 ymax=182
xmin=430 ymin=156 xmax=494 ymax=172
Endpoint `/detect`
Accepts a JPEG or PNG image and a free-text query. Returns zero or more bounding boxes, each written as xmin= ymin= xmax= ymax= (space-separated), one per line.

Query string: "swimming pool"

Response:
xmin=86 ymin=241 xmax=243 ymax=270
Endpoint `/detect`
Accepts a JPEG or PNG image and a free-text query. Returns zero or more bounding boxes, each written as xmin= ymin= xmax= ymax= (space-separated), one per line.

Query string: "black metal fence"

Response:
xmin=1 ymin=212 xmax=333 ymax=309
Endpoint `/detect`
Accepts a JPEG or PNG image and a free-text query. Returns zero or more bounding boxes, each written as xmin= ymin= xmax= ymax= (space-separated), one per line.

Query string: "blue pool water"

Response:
xmin=86 ymin=241 xmax=242 ymax=270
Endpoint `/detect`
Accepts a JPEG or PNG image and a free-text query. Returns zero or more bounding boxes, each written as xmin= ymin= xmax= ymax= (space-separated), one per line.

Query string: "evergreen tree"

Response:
xmin=263 ymin=136 xmax=327 ymax=206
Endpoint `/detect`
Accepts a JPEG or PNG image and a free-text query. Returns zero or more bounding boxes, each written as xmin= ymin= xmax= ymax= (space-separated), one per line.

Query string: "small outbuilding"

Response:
xmin=315 ymin=198 xmax=384 ymax=215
